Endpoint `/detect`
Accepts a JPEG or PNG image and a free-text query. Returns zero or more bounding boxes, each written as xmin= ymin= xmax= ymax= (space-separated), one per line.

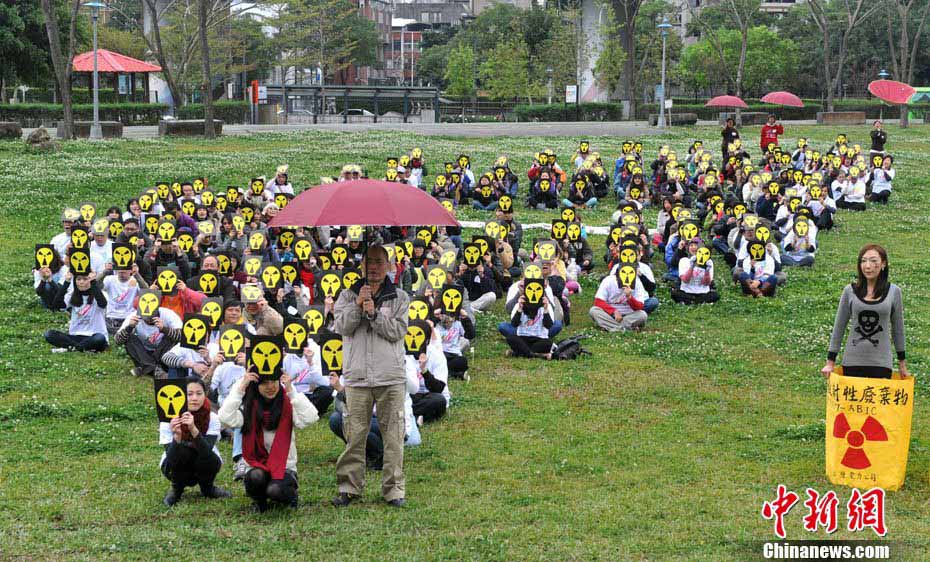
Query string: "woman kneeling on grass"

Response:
xmin=160 ymin=377 xmax=231 ymax=506
xmin=218 ymin=371 xmax=318 ymax=512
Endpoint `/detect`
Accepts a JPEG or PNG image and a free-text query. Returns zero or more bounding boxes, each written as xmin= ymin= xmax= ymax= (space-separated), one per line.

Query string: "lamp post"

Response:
xmin=84 ymin=2 xmax=106 ymax=139
xmin=546 ymin=67 xmax=553 ymax=105
xmin=657 ymin=16 xmax=672 ymax=129
xmin=877 ymin=69 xmax=890 ymax=120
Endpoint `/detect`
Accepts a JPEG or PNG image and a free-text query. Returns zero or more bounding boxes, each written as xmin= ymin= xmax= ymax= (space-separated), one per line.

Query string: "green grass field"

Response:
xmin=0 ymin=125 xmax=927 ymax=560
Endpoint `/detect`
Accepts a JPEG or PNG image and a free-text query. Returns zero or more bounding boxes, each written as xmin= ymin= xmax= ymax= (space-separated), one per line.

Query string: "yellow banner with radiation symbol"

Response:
xmin=825 ymin=369 xmax=914 ymax=491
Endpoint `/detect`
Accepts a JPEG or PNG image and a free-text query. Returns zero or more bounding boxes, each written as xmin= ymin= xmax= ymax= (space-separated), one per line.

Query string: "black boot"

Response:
xmin=164 ymin=485 xmax=184 ymax=506
xmin=200 ymin=482 xmax=232 ymax=499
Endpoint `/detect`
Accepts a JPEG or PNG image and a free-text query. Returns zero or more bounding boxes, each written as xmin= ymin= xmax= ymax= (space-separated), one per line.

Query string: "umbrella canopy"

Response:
xmin=868 ymin=79 xmax=916 ymax=105
xmin=760 ymin=91 xmax=804 ymax=108
xmin=705 ymin=95 xmax=749 ymax=109
xmin=269 ymin=179 xmax=459 ymax=228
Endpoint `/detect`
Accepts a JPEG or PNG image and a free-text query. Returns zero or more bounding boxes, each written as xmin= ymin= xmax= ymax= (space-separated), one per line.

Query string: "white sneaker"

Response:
xmin=416 ymin=415 xmax=424 ymax=427
xmin=51 ymin=347 xmax=69 ymax=353
xmin=233 ymin=458 xmax=249 ymax=481
xmin=462 ymin=371 xmax=470 ymax=382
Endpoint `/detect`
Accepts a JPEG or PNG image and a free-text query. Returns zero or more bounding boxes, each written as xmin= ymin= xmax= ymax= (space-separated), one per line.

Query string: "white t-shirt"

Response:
xmin=594 ymin=274 xmax=647 ymax=315
xmin=64 ymin=288 xmax=108 ymax=337
xmin=158 ymin=411 xmax=222 ymax=467
xmin=50 ymin=232 xmax=70 ymax=261
xmin=125 ymin=308 xmax=182 ymax=351
xmin=89 ymin=239 xmax=112 ymax=274
xmin=871 ymin=168 xmax=895 ymax=194
xmin=282 ymin=343 xmax=328 ymax=395
xmin=103 ymin=275 xmax=139 ymax=320
xmin=211 ymin=363 xmax=245 ymax=404
xmin=678 ymin=257 xmax=713 ymax=295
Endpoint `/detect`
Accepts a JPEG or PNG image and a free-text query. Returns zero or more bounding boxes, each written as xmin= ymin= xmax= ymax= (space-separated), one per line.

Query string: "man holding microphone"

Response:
xmin=332 ymin=245 xmax=411 ymax=507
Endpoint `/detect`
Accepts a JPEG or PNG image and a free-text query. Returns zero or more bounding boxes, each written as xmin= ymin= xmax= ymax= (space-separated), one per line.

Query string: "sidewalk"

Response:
xmin=21 ymin=118 xmax=905 ymax=141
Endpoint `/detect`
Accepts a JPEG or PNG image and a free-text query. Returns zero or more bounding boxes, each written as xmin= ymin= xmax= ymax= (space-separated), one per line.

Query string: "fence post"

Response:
xmin=343 ymin=89 xmax=349 ymax=124
xmin=434 ymin=89 xmax=440 ymax=123
xmin=312 ymin=89 xmax=318 ymax=124
xmin=403 ymin=90 xmax=409 ymax=123
xmin=373 ymin=89 xmax=379 ymax=123
xmin=282 ymin=85 xmax=288 ymax=125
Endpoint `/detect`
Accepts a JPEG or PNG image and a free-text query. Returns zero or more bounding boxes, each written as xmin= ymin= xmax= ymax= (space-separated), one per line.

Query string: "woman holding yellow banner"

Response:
xmin=823 ymin=244 xmax=908 ymax=379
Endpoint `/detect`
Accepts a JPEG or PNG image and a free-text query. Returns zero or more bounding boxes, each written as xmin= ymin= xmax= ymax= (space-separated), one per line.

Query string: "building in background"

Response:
xmin=393 ymin=0 xmax=471 ymax=26
xmin=349 ymin=0 xmax=394 ymax=84
xmin=387 ymin=18 xmax=428 ymax=85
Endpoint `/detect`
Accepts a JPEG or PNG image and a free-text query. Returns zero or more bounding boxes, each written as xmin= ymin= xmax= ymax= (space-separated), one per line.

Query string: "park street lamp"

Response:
xmin=83 ymin=1 xmax=106 ymax=140
xmin=656 ymin=16 xmax=673 ymax=129
xmin=546 ymin=67 xmax=554 ymax=104
xmin=877 ymin=69 xmax=890 ymax=120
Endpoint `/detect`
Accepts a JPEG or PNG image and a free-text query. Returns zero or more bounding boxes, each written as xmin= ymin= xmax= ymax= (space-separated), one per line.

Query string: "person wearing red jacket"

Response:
xmin=760 ymin=114 xmax=784 ymax=151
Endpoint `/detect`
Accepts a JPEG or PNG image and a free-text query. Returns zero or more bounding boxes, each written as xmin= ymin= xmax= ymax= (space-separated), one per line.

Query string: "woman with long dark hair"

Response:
xmin=218 ymin=371 xmax=318 ymax=512
xmin=823 ymin=244 xmax=907 ymax=379
xmin=160 ymin=377 xmax=230 ymax=506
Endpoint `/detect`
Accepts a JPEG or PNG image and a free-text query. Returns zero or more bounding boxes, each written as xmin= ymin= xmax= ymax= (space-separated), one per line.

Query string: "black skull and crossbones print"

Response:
xmin=853 ymin=310 xmax=883 ymax=346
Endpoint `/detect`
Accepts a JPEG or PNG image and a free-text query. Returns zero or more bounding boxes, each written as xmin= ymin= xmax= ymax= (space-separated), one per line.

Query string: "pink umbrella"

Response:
xmin=269 ymin=179 xmax=459 ymax=228
xmin=868 ymin=80 xmax=915 ymax=105
xmin=705 ymin=95 xmax=749 ymax=109
xmin=760 ymin=91 xmax=804 ymax=108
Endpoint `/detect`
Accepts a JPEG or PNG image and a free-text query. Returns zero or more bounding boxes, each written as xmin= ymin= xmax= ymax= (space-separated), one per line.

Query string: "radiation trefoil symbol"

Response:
xmin=251 ymin=342 xmax=282 ymax=375
xmin=405 ymin=325 xmax=426 ymax=353
xmin=833 ymin=413 xmax=888 ymax=470
xmin=183 ymin=318 xmax=207 ymax=346
xmin=322 ymin=339 xmax=343 ymax=371
xmin=157 ymin=384 xmax=185 ymax=419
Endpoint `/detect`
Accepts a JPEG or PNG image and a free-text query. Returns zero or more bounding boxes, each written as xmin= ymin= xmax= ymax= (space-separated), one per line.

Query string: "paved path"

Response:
xmin=22 ymin=118 xmax=897 ymax=141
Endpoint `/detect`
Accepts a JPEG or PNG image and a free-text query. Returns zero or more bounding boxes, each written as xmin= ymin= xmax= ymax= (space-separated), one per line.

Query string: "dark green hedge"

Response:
xmin=0 ymin=103 xmax=168 ymax=126
xmin=22 ymin=88 xmax=147 ymax=104
xmin=177 ymin=101 xmax=250 ymax=124
xmin=513 ymin=102 xmax=625 ymax=122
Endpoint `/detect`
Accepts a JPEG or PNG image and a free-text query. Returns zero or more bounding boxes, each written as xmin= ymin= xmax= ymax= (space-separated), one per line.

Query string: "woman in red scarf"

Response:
xmin=218 ymin=370 xmax=318 ymax=512
xmin=160 ymin=377 xmax=230 ymax=506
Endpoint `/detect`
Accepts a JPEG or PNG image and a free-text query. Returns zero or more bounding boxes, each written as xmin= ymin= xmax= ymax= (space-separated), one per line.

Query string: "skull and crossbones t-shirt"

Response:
xmin=827 ymin=283 xmax=906 ymax=370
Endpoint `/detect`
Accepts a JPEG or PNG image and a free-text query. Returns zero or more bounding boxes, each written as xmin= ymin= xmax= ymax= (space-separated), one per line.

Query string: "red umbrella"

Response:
xmin=705 ymin=95 xmax=749 ymax=109
xmin=269 ymin=179 xmax=459 ymax=228
xmin=760 ymin=91 xmax=804 ymax=108
xmin=868 ymin=79 xmax=915 ymax=105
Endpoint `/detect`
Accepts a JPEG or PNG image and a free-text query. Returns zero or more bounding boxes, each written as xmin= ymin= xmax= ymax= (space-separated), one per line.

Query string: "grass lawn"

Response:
xmin=0 ymin=124 xmax=927 ymax=561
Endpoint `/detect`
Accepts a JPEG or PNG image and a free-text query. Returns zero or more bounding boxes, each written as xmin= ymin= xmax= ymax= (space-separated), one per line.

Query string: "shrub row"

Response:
xmin=0 ymin=102 xmax=168 ymax=127
xmin=177 ymin=101 xmax=250 ymax=124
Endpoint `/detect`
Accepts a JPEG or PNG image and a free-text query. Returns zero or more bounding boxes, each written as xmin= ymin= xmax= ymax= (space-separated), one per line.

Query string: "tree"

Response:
xmin=39 ymin=0 xmax=82 ymax=139
xmin=274 ymin=0 xmax=365 ymax=83
xmin=96 ymin=25 xmax=146 ymax=60
xmin=444 ymin=44 xmax=475 ymax=98
xmin=594 ymin=36 xmax=627 ymax=95
xmin=678 ymin=26 xmax=800 ymax=97
xmin=198 ymin=0 xmax=214 ymax=137
xmin=610 ymin=0 xmax=644 ymax=111
xmin=884 ymin=0 xmax=930 ymax=126
xmin=686 ymin=0 xmax=764 ymax=111
xmin=806 ymin=0 xmax=883 ymax=111
xmin=417 ymin=42 xmax=452 ymax=88
xmin=633 ymin=0 xmax=682 ymax=103
xmin=479 ymin=39 xmax=538 ymax=102
xmin=0 ymin=0 xmax=53 ymax=98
